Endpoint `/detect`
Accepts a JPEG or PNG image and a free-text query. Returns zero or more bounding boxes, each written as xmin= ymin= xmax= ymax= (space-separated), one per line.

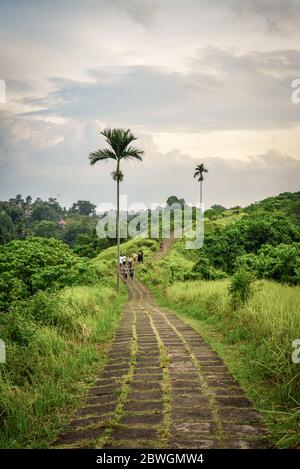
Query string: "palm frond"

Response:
xmin=88 ymin=148 xmax=116 ymax=166
xmin=101 ymin=128 xmax=139 ymax=158
xmin=194 ymin=163 xmax=208 ymax=181
xmin=89 ymin=128 xmax=143 ymax=181
xmin=122 ymin=146 xmax=144 ymax=161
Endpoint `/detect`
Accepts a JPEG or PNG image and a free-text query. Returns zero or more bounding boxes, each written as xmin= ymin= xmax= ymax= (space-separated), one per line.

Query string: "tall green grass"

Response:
xmin=140 ymin=239 xmax=300 ymax=447
xmin=166 ymin=279 xmax=300 ymax=395
xmin=152 ymin=278 xmax=300 ymax=447
xmin=94 ymin=237 xmax=158 ymax=264
xmin=0 ymin=236 xmax=157 ymax=448
xmin=0 ymin=284 xmax=125 ymax=448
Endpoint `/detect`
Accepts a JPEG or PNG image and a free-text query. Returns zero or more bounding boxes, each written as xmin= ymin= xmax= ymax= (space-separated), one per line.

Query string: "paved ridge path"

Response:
xmin=53 ymin=273 xmax=271 ymax=448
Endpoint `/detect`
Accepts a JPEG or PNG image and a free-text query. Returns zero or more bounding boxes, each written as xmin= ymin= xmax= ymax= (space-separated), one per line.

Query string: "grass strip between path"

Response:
xmin=147 ymin=311 xmax=171 ymax=447
xmin=97 ymin=309 xmax=138 ymax=448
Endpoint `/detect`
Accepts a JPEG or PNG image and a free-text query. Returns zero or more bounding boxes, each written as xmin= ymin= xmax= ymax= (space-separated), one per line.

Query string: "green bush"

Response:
xmin=0 ymin=237 xmax=101 ymax=311
xmin=201 ymin=213 xmax=300 ymax=273
xmin=228 ymin=267 xmax=256 ymax=307
xmin=192 ymin=255 xmax=227 ymax=280
xmin=237 ymin=243 xmax=300 ymax=285
xmin=31 ymin=221 xmax=58 ymax=239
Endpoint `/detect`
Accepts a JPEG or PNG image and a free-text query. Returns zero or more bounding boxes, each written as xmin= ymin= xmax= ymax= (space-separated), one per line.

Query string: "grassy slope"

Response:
xmin=0 ymin=285 xmax=125 ymax=448
xmin=0 ymin=237 xmax=157 ymax=449
xmin=138 ymin=211 xmax=300 ymax=448
xmin=153 ymin=279 xmax=300 ymax=448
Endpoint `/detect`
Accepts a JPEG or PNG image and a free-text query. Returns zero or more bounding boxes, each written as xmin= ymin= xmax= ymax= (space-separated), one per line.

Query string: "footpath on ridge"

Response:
xmin=53 ymin=239 xmax=271 ymax=449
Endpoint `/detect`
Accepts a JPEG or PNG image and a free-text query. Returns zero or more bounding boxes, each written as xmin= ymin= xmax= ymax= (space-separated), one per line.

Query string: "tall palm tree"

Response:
xmin=194 ymin=163 xmax=208 ymax=207
xmin=89 ymin=128 xmax=143 ymax=292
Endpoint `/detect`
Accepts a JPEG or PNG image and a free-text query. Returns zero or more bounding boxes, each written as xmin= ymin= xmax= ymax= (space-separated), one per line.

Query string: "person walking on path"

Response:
xmin=138 ymin=250 xmax=144 ymax=263
xmin=132 ymin=252 xmax=137 ymax=263
xmin=129 ymin=266 xmax=134 ymax=282
xmin=128 ymin=255 xmax=133 ymax=268
xmin=121 ymin=263 xmax=128 ymax=282
xmin=118 ymin=253 xmax=124 ymax=280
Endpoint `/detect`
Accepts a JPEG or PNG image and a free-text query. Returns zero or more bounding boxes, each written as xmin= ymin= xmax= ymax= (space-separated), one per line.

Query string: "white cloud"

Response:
xmin=1 ymin=1 xmax=300 ymax=207
xmin=0 ymin=115 xmax=299 ymax=208
xmin=17 ymin=47 xmax=300 ymax=132
xmin=208 ymin=0 xmax=300 ymax=36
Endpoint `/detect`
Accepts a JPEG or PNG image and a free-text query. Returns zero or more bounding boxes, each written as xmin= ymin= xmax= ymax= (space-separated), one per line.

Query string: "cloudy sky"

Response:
xmin=0 ymin=0 xmax=300 ymax=209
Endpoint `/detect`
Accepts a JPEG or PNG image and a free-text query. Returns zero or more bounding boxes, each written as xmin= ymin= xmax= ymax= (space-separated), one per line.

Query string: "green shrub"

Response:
xmin=0 ymin=237 xmax=102 ymax=311
xmin=200 ymin=213 xmax=300 ymax=273
xmin=31 ymin=221 xmax=58 ymax=239
xmin=192 ymin=255 xmax=227 ymax=280
xmin=228 ymin=267 xmax=256 ymax=307
xmin=0 ymin=310 xmax=36 ymax=346
xmin=237 ymin=243 xmax=300 ymax=285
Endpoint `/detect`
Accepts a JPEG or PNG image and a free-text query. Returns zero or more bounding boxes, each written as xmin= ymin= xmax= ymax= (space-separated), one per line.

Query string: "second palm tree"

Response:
xmin=194 ymin=163 xmax=208 ymax=208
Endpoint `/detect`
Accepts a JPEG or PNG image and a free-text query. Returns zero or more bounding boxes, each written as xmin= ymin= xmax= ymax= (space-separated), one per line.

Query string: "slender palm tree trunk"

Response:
xmin=116 ymin=166 xmax=120 ymax=293
xmin=200 ymin=180 xmax=203 ymax=208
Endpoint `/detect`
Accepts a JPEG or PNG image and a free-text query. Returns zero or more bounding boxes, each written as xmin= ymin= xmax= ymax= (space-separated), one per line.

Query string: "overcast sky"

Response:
xmin=0 ymin=0 xmax=300 ymax=209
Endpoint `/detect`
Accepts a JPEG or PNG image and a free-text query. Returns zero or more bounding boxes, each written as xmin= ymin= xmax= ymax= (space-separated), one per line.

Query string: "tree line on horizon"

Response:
xmin=0 ymin=195 xmax=114 ymax=258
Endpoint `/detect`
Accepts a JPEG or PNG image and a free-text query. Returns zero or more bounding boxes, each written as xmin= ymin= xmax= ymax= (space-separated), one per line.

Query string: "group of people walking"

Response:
xmin=119 ymin=250 xmax=144 ymax=282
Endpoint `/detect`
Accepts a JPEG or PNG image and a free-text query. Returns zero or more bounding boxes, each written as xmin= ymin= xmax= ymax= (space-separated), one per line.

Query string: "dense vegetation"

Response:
xmin=0 ymin=195 xmax=114 ymax=258
xmin=0 ymin=237 xmax=101 ymax=312
xmin=196 ymin=192 xmax=300 ymax=285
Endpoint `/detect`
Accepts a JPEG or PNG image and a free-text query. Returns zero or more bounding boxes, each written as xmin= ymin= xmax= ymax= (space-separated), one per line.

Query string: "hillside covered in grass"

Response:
xmin=139 ymin=191 xmax=300 ymax=448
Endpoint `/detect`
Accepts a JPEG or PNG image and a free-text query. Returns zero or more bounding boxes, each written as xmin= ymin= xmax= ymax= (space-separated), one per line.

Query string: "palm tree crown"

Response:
xmin=193 ymin=163 xmax=208 ymax=182
xmin=89 ymin=128 xmax=144 ymax=180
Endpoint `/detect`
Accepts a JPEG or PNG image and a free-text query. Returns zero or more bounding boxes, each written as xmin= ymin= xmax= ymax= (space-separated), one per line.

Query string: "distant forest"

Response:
xmin=0 ymin=195 xmax=114 ymax=258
